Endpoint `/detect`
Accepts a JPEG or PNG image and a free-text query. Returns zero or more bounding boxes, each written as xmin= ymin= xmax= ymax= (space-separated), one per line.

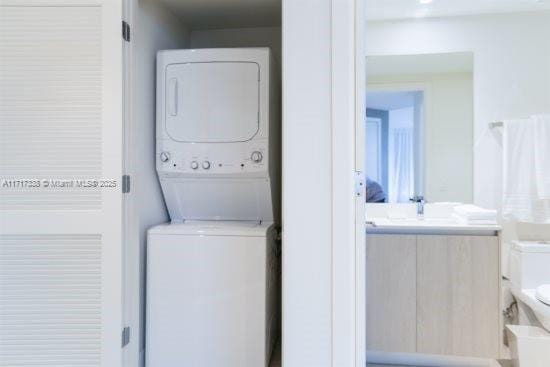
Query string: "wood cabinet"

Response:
xmin=366 ymin=235 xmax=417 ymax=353
xmin=366 ymin=234 xmax=500 ymax=359
xmin=416 ymin=235 xmax=500 ymax=358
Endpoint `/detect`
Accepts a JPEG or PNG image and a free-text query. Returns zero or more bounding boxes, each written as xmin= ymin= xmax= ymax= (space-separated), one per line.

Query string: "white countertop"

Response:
xmin=365 ymin=217 xmax=501 ymax=235
xmin=365 ymin=203 xmax=501 ymax=235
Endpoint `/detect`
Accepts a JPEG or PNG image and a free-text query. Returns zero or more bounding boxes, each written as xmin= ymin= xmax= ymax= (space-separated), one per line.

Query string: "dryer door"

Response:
xmin=165 ymin=61 xmax=260 ymax=143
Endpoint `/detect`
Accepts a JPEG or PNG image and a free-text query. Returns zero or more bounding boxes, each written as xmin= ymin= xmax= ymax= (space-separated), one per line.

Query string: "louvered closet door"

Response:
xmin=0 ymin=1 xmax=123 ymax=366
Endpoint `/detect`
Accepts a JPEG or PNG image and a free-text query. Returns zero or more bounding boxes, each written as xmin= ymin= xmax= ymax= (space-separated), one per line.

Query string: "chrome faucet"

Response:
xmin=410 ymin=195 xmax=425 ymax=218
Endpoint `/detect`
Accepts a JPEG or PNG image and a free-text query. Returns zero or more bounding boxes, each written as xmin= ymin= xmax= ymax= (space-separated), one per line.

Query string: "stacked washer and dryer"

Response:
xmin=146 ymin=48 xmax=280 ymax=367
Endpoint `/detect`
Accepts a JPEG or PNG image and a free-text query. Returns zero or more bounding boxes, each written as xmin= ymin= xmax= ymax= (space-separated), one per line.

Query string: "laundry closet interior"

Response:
xmin=124 ymin=0 xmax=282 ymax=366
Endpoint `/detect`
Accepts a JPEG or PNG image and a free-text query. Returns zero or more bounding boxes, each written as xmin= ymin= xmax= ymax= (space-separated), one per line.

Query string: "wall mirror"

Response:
xmin=365 ymin=52 xmax=474 ymax=204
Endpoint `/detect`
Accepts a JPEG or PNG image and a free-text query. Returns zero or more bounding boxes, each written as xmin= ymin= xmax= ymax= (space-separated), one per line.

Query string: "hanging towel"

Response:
xmin=533 ymin=114 xmax=550 ymax=200
xmin=502 ymin=119 xmax=550 ymax=223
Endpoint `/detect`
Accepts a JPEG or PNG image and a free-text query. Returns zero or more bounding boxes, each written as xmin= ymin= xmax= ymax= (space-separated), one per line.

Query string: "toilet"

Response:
xmin=507 ymin=241 xmax=550 ymax=367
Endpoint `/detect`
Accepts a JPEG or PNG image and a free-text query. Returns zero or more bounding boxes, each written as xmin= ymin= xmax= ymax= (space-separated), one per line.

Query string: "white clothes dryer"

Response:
xmin=156 ymin=48 xmax=280 ymax=223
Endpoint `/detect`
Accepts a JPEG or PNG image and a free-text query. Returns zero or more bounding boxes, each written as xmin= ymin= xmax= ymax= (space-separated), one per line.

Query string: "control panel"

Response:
xmin=157 ymin=139 xmax=269 ymax=175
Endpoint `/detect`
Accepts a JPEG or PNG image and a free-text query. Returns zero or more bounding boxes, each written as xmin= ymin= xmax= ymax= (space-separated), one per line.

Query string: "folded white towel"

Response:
xmin=453 ymin=204 xmax=497 ymax=220
xmin=533 ymin=115 xmax=550 ymax=200
xmin=452 ymin=214 xmax=497 ymax=226
xmin=502 ymin=118 xmax=550 ymax=223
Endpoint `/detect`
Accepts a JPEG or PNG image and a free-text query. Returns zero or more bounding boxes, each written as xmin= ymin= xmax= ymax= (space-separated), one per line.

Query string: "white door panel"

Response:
xmin=165 ymin=62 xmax=260 ymax=143
xmin=355 ymin=1 xmax=366 ymax=365
xmin=0 ymin=2 xmax=123 ymax=366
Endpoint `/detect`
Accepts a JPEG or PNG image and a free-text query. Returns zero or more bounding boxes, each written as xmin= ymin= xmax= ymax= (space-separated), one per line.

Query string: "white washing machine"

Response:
xmin=146 ymin=221 xmax=278 ymax=367
xmin=147 ymin=48 xmax=280 ymax=367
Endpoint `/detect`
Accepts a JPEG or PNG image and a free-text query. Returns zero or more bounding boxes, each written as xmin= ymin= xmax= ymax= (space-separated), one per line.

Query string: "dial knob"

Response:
xmin=202 ymin=160 xmax=211 ymax=170
xmin=160 ymin=151 xmax=170 ymax=162
xmin=251 ymin=151 xmax=263 ymax=163
xmin=190 ymin=161 xmax=199 ymax=170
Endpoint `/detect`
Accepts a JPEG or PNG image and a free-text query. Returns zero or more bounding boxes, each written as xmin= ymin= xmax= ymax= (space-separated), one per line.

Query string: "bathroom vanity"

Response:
xmin=365 ymin=205 xmax=502 ymax=360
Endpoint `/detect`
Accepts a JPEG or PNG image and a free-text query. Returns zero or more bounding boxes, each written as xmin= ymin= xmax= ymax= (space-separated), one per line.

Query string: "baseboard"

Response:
xmin=367 ymin=350 xmax=497 ymax=367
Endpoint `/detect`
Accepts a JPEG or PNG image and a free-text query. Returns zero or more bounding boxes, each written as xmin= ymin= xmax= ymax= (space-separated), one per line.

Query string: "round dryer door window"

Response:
xmin=165 ymin=61 xmax=260 ymax=143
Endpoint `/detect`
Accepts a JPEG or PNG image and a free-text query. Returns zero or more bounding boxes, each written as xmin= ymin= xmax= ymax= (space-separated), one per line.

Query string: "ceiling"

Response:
xmin=159 ymin=0 xmax=281 ymax=30
xmin=366 ymin=91 xmax=420 ymax=111
xmin=366 ymin=0 xmax=550 ymax=21
xmin=367 ymin=52 xmax=473 ymax=77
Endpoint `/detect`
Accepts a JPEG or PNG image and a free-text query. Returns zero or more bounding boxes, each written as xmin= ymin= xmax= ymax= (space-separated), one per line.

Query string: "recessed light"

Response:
xmin=419 ymin=0 xmax=433 ymax=4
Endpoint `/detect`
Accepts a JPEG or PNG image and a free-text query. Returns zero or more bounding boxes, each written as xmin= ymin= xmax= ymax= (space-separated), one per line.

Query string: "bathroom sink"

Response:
xmin=368 ymin=217 xmax=460 ymax=228
xmin=365 ymin=203 xmax=501 ymax=235
xmin=365 ymin=216 xmax=500 ymax=235
xmin=386 ymin=217 xmax=458 ymax=225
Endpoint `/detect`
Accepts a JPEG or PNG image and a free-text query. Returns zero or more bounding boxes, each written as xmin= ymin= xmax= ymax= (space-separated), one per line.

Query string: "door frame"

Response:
xmin=354 ymin=1 xmax=367 ymax=365
xmin=121 ymin=1 xmax=138 ymax=367
xmin=282 ymin=0 xmax=365 ymax=365
xmin=331 ymin=0 xmax=367 ymax=366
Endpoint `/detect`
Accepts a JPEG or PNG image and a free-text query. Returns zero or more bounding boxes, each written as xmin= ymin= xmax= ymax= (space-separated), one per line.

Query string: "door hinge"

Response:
xmin=355 ymin=171 xmax=364 ymax=198
xmin=121 ymin=326 xmax=130 ymax=348
xmin=122 ymin=21 xmax=130 ymax=42
xmin=122 ymin=175 xmax=131 ymax=194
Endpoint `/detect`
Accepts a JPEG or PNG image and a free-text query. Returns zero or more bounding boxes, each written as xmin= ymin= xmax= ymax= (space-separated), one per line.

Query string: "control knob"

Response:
xmin=190 ymin=161 xmax=199 ymax=170
xmin=251 ymin=151 xmax=263 ymax=163
xmin=202 ymin=161 xmax=211 ymax=170
xmin=160 ymin=151 xmax=170 ymax=162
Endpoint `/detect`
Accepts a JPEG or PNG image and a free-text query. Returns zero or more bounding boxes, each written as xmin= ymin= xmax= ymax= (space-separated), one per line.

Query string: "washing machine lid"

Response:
xmin=148 ymin=220 xmax=273 ymax=237
xmin=512 ymin=241 xmax=550 ymax=253
xmin=537 ymin=285 xmax=550 ymax=306
xmin=165 ymin=61 xmax=260 ymax=143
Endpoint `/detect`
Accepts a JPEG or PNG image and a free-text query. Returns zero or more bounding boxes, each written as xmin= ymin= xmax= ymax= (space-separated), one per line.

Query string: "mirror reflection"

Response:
xmin=365 ymin=52 xmax=474 ymax=204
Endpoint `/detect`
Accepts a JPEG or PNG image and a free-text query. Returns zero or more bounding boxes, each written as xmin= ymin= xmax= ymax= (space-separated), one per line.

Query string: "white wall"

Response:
xmin=367 ymin=11 xmax=550 ymax=274
xmin=283 ymin=0 xmax=333 ymax=364
xmin=427 ymin=74 xmax=473 ymax=203
xmin=127 ymin=1 xmax=189 ymax=365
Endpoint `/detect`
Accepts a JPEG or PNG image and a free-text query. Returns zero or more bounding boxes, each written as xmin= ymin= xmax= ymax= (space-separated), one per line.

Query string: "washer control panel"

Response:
xmin=160 ymin=151 xmax=171 ymax=162
xmin=250 ymin=151 xmax=263 ymax=163
xmin=157 ymin=139 xmax=269 ymax=175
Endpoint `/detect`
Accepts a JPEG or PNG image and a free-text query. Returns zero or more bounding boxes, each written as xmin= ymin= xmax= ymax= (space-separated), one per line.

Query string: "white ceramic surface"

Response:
xmin=506 ymin=325 xmax=550 ymax=367
xmin=365 ymin=203 xmax=501 ymax=234
xmin=146 ymin=222 xmax=277 ymax=367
